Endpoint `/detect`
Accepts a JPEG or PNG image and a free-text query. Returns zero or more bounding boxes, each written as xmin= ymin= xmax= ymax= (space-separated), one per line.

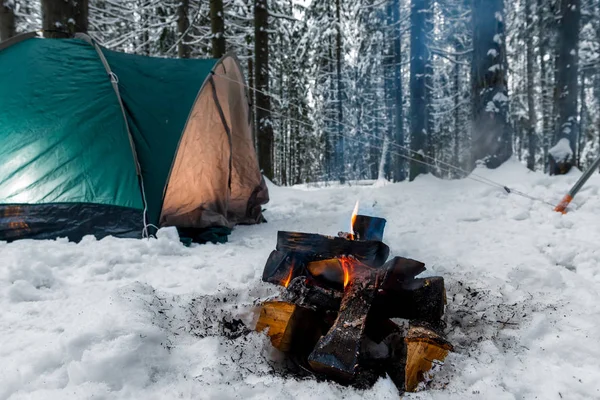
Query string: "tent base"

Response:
xmin=0 ymin=203 xmax=143 ymax=242
xmin=176 ymin=226 xmax=232 ymax=245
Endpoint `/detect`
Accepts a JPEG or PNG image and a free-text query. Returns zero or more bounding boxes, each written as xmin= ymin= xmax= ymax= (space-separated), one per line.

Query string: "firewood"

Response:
xmin=377 ymin=277 xmax=446 ymax=322
xmin=379 ymin=256 xmax=427 ymax=286
xmin=364 ymin=317 xmax=403 ymax=344
xmin=283 ymin=276 xmax=342 ymax=311
xmin=352 ymin=215 xmax=386 ymax=241
xmin=306 ymin=258 xmax=344 ymax=287
xmin=255 ymin=300 xmax=321 ymax=353
xmin=261 ymin=250 xmax=305 ymax=286
xmin=404 ymin=322 xmax=453 ymax=392
xmin=384 ymin=332 xmax=407 ymax=392
xmin=308 ymin=267 xmax=378 ymax=382
xmin=276 ymin=231 xmax=390 ymax=267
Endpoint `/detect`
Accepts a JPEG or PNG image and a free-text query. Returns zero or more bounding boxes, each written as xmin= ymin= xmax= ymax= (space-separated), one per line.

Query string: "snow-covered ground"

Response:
xmin=2 ymin=158 xmax=600 ymax=400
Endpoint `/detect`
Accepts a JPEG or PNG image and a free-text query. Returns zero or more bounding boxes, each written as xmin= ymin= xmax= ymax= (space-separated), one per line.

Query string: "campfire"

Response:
xmin=254 ymin=203 xmax=452 ymax=393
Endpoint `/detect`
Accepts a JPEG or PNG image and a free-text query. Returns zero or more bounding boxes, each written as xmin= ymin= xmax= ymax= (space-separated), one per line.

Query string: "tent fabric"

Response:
xmin=159 ymin=56 xmax=268 ymax=229
xmin=0 ymin=37 xmax=142 ymax=209
xmin=0 ymin=33 xmax=268 ymax=242
xmin=100 ymin=47 xmax=217 ymax=225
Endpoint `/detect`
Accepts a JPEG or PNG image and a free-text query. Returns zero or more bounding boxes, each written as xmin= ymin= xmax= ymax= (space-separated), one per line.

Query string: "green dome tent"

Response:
xmin=0 ymin=32 xmax=269 ymax=243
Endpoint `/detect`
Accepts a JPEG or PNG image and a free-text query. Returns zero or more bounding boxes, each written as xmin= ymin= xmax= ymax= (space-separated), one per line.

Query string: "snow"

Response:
xmin=549 ymin=138 xmax=573 ymax=163
xmin=2 ymin=159 xmax=600 ymax=399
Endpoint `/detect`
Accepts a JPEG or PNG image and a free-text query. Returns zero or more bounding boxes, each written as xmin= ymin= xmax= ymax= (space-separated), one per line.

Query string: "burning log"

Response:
xmin=308 ymin=263 xmax=378 ymax=382
xmin=261 ymin=250 xmax=306 ymax=286
xmin=255 ymin=300 xmax=322 ymax=353
xmin=404 ymin=322 xmax=453 ymax=392
xmin=254 ymin=206 xmax=452 ymax=394
xmin=306 ymin=258 xmax=345 ymax=287
xmin=276 ymin=231 xmax=389 ymax=267
xmin=352 ymin=215 xmax=386 ymax=241
xmin=283 ymin=276 xmax=342 ymax=311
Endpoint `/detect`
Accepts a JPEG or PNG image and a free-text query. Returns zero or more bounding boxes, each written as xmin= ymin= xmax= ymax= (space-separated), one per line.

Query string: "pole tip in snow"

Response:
xmin=554 ymin=194 xmax=573 ymax=214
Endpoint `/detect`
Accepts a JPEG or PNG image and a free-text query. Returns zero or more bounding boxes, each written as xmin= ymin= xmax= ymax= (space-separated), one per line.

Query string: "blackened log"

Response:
xmin=306 ymin=258 xmax=344 ymax=288
xmin=352 ymin=215 xmax=386 ymax=241
xmin=276 ymin=231 xmax=389 ymax=267
xmin=364 ymin=317 xmax=402 ymax=344
xmin=379 ymin=256 xmax=426 ymax=288
xmin=283 ymin=276 xmax=342 ymax=311
xmin=384 ymin=332 xmax=407 ymax=392
xmin=308 ymin=268 xmax=378 ymax=382
xmin=262 ymin=250 xmax=306 ymax=286
xmin=303 ymin=256 xmax=425 ymax=289
xmin=375 ymin=277 xmax=446 ymax=322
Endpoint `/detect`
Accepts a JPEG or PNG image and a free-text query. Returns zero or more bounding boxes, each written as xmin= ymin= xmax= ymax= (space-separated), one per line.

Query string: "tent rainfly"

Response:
xmin=0 ymin=33 xmax=269 ymax=243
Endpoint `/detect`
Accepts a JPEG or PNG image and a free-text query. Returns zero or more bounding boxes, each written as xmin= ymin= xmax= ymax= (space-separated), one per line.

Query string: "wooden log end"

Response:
xmin=255 ymin=300 xmax=320 ymax=353
xmin=404 ymin=324 xmax=453 ymax=392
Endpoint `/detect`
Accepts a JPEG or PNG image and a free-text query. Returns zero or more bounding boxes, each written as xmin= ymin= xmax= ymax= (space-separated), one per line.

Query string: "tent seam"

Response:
xmin=208 ymin=75 xmax=234 ymax=191
xmin=158 ymin=55 xmax=237 ymax=223
xmin=73 ymin=33 xmax=151 ymax=237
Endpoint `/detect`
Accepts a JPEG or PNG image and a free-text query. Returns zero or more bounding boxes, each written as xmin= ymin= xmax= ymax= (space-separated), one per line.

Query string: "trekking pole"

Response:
xmin=554 ymin=155 xmax=600 ymax=213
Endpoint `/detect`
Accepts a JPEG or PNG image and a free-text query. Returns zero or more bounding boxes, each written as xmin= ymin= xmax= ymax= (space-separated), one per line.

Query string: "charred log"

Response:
xmin=262 ymin=250 xmax=306 ymax=286
xmin=283 ymin=276 xmax=342 ymax=311
xmin=377 ymin=277 xmax=446 ymax=322
xmin=276 ymin=231 xmax=389 ymax=267
xmin=352 ymin=215 xmax=386 ymax=241
xmin=308 ymin=267 xmax=378 ymax=382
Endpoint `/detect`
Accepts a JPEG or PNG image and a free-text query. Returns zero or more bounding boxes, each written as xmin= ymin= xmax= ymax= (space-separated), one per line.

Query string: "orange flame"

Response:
xmin=283 ymin=266 xmax=294 ymax=288
xmin=349 ymin=200 xmax=359 ymax=240
xmin=340 ymin=257 xmax=352 ymax=288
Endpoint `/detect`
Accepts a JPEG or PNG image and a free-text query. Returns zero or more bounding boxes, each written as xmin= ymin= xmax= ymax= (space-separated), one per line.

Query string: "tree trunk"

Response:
xmin=392 ymin=0 xmax=404 ymax=182
xmin=0 ymin=0 xmax=15 ymax=41
xmin=254 ymin=0 xmax=274 ymax=180
xmin=41 ymin=0 xmax=88 ymax=38
xmin=538 ymin=0 xmax=550 ymax=172
xmin=577 ymin=71 xmax=586 ymax=168
xmin=177 ymin=0 xmax=191 ymax=58
xmin=471 ymin=0 xmax=511 ymax=169
xmin=210 ymin=0 xmax=226 ymax=58
xmin=453 ymin=60 xmax=461 ymax=177
xmin=409 ymin=0 xmax=431 ymax=181
xmin=335 ymin=0 xmax=345 ymax=183
xmin=549 ymin=0 xmax=580 ymax=175
xmin=525 ymin=0 xmax=537 ymax=171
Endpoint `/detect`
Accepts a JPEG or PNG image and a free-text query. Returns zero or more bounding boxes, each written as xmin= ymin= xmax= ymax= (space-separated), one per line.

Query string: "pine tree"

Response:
xmin=471 ymin=0 xmax=511 ymax=169
xmin=549 ymin=0 xmax=580 ymax=175
xmin=409 ymin=0 xmax=432 ymax=180
xmin=0 ymin=0 xmax=16 ymax=41
xmin=254 ymin=0 xmax=274 ymax=180
xmin=41 ymin=0 xmax=88 ymax=38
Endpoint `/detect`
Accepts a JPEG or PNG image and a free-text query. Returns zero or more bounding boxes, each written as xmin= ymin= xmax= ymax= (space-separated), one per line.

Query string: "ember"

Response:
xmin=255 ymin=208 xmax=452 ymax=394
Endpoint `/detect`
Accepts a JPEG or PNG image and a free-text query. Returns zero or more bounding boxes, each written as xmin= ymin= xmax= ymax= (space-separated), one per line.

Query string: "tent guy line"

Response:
xmin=212 ymin=71 xmax=558 ymax=210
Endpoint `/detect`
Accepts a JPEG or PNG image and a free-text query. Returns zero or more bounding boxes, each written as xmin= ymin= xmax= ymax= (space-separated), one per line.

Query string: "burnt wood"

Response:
xmin=308 ymin=267 xmax=378 ymax=382
xmin=276 ymin=231 xmax=389 ymax=267
xmin=377 ymin=277 xmax=446 ymax=322
xmin=262 ymin=250 xmax=306 ymax=286
xmin=284 ymin=276 xmax=342 ymax=311
xmin=385 ymin=332 xmax=408 ymax=392
xmin=352 ymin=215 xmax=386 ymax=241
xmin=306 ymin=258 xmax=344 ymax=288
xmin=379 ymin=256 xmax=427 ymax=287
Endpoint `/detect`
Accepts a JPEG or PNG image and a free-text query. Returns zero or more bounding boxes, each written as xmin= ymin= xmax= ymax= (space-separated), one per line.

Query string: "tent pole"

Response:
xmin=554 ymin=154 xmax=600 ymax=213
